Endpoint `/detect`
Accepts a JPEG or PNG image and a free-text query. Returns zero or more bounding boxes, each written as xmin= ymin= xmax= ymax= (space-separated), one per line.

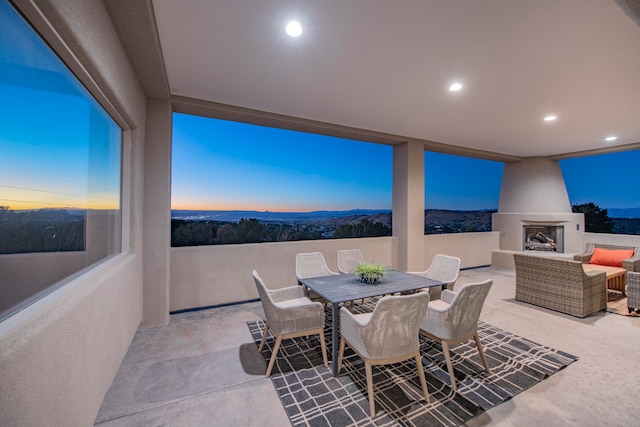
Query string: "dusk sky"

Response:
xmin=2 ymin=0 xmax=637 ymax=215
xmin=171 ymin=113 xmax=393 ymax=212
xmin=0 ymin=0 xmax=120 ymax=211
xmin=560 ymin=152 xmax=640 ymax=209
xmin=172 ymin=113 xmax=640 ymax=213
xmin=3 ymin=0 xmax=639 ymax=216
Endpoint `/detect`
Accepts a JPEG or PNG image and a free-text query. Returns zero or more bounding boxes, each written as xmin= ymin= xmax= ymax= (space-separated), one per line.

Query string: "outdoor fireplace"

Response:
xmin=523 ymin=225 xmax=564 ymax=253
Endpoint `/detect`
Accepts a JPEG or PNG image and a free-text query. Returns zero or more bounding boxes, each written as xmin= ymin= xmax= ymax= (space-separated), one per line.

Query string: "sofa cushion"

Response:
xmin=590 ymin=247 xmax=634 ymax=267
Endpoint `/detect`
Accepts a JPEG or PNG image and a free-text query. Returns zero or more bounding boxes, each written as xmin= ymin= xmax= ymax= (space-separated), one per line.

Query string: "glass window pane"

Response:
xmin=0 ymin=0 xmax=122 ymax=321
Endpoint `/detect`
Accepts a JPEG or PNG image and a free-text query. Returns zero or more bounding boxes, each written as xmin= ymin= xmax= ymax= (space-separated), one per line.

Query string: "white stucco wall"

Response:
xmin=170 ymin=232 xmax=498 ymax=311
xmin=142 ymin=100 xmax=172 ymax=327
xmin=393 ymin=142 xmax=426 ymax=271
xmin=493 ymin=157 xmax=584 ymax=255
xmin=170 ymin=237 xmax=397 ymax=311
xmin=498 ymin=158 xmax=572 ymax=213
xmin=0 ymin=1 xmax=147 ymax=425
xmin=424 ymin=231 xmax=499 ymax=269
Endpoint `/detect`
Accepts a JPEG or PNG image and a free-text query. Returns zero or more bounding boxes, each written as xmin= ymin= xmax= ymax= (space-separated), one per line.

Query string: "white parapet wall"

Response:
xmin=170 ymin=237 xmax=398 ymax=312
xmin=424 ymin=231 xmax=499 ymax=269
xmin=580 ymin=232 xmax=640 ymax=250
xmin=170 ymin=232 xmax=499 ymax=311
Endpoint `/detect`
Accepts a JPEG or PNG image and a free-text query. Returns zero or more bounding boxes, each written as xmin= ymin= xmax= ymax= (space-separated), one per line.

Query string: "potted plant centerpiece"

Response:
xmin=354 ymin=262 xmax=386 ymax=285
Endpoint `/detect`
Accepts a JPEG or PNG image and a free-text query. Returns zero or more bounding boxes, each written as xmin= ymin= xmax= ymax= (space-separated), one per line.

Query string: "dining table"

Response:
xmin=298 ymin=269 xmax=446 ymax=376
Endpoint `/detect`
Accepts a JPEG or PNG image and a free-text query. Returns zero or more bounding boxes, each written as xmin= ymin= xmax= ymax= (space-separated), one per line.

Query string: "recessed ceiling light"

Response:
xmin=286 ymin=20 xmax=302 ymax=37
xmin=544 ymin=115 xmax=557 ymax=122
xmin=449 ymin=82 xmax=463 ymax=92
xmin=605 ymin=136 xmax=617 ymax=142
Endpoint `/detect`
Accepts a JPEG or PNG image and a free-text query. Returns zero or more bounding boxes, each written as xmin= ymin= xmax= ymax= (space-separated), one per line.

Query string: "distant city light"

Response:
xmin=286 ymin=21 xmax=302 ymax=37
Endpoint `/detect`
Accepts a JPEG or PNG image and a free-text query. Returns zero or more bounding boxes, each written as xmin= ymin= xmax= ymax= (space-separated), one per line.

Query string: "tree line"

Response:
xmin=171 ymin=217 xmax=391 ymax=247
xmin=571 ymin=202 xmax=639 ymax=234
xmin=1 ymin=202 xmax=633 ymax=254
xmin=0 ymin=206 xmax=85 ymax=254
xmin=572 ymin=202 xmax=613 ymax=232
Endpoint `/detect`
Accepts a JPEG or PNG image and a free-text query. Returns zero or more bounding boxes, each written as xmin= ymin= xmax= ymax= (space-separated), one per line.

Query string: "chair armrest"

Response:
xmin=420 ymin=303 xmax=454 ymax=340
xmin=340 ymin=306 xmax=371 ymax=326
xmin=270 ymin=285 xmax=306 ymax=302
xmin=573 ymin=252 xmax=592 ymax=263
xmin=440 ymin=289 xmax=456 ymax=304
xmin=584 ymin=270 xmax=606 ymax=280
xmin=627 ymin=272 xmax=640 ymax=307
xmin=622 ymin=252 xmax=640 ymax=272
xmin=339 ymin=306 xmax=372 ymax=356
xmin=582 ymin=269 xmax=607 ymax=305
xmin=406 ymin=271 xmax=427 ymax=276
xmin=273 ymin=299 xmax=323 ymax=313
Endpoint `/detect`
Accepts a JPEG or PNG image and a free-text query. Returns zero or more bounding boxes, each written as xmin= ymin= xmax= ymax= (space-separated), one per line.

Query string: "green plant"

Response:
xmin=354 ymin=262 xmax=386 ymax=285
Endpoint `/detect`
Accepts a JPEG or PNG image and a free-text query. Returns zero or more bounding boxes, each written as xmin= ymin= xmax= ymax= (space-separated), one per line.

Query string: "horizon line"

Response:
xmin=170 ymin=207 xmax=500 ymax=213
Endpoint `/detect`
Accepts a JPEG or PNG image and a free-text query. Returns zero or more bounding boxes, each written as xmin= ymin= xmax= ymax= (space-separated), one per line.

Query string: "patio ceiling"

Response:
xmin=117 ymin=1 xmax=640 ymax=159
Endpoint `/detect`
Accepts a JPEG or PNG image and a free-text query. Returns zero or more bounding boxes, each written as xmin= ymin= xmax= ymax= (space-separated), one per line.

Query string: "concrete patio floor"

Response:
xmin=94 ymin=267 xmax=639 ymax=426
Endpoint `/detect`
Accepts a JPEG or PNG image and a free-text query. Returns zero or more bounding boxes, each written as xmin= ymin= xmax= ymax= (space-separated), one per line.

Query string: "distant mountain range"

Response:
xmin=606 ymin=207 xmax=640 ymax=218
xmin=171 ymin=209 xmax=392 ymax=223
xmin=172 ymin=207 xmax=640 ymax=224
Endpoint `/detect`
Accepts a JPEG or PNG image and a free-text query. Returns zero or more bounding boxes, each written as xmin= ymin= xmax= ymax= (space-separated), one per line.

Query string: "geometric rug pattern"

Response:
xmin=247 ymin=298 xmax=578 ymax=426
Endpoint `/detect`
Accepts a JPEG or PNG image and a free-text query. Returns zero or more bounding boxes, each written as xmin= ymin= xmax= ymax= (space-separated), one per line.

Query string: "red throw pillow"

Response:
xmin=590 ymin=247 xmax=634 ymax=267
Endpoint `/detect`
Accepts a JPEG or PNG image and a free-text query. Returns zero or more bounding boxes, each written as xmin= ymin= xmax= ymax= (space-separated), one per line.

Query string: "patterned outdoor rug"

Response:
xmin=247 ymin=299 xmax=578 ymax=426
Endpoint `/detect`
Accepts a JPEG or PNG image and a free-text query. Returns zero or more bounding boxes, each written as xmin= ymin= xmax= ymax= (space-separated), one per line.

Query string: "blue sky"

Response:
xmin=4 ymin=0 xmax=637 ymax=215
xmin=172 ymin=113 xmax=640 ymax=213
xmin=560 ymin=152 xmax=640 ymax=209
xmin=172 ymin=114 xmax=504 ymax=211
xmin=424 ymin=152 xmax=502 ymax=210
xmin=172 ymin=114 xmax=393 ymax=211
xmin=0 ymin=0 xmax=120 ymax=210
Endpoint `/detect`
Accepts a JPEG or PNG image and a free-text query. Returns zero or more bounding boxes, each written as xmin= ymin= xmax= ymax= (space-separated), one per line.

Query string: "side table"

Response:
xmin=582 ymin=264 xmax=627 ymax=300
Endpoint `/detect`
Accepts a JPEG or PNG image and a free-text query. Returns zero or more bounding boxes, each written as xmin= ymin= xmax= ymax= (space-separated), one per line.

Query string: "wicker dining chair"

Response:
xmin=408 ymin=254 xmax=461 ymax=299
xmin=337 ymin=249 xmax=365 ymax=274
xmin=419 ymin=279 xmax=492 ymax=391
xmin=295 ymin=252 xmax=339 ymax=279
xmin=252 ymin=270 xmax=328 ymax=377
xmin=337 ymin=292 xmax=430 ymax=416
xmin=337 ymin=249 xmax=367 ymax=306
xmin=295 ymin=252 xmax=339 ymax=305
xmin=409 ymin=253 xmax=461 ymax=290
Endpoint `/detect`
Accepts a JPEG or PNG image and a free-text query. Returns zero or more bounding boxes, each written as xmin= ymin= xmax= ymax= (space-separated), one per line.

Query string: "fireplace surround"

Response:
xmin=490 ymin=157 xmax=587 ymax=270
xmin=492 ymin=213 xmax=583 ymax=255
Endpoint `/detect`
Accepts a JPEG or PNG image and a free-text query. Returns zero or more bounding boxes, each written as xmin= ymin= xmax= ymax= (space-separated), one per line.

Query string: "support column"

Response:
xmin=142 ymin=99 xmax=172 ymax=327
xmin=393 ymin=142 xmax=425 ymax=271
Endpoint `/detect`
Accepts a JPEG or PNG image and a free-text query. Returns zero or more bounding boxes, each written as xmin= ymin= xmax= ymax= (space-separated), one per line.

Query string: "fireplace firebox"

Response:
xmin=523 ymin=225 xmax=564 ymax=253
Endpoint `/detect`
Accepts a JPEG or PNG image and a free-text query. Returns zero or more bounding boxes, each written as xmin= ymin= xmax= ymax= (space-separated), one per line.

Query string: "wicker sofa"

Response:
xmin=513 ymin=253 xmax=607 ymax=318
xmin=574 ymin=243 xmax=640 ymax=272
